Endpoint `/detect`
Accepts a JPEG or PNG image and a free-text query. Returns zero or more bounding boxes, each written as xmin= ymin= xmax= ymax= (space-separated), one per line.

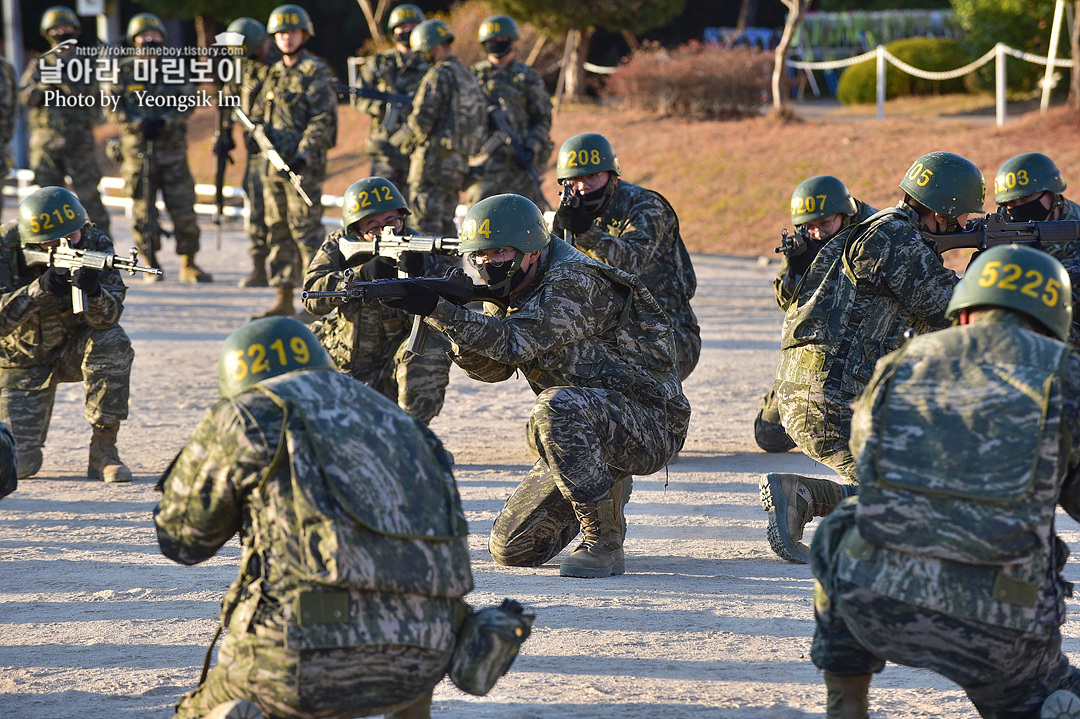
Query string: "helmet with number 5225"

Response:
xmin=267 ymin=4 xmax=314 ymax=37
xmin=18 ymin=186 xmax=88 ymax=246
xmin=899 ymin=151 xmax=985 ymax=218
xmin=342 ymin=177 xmax=409 ymax=233
xmin=790 ymin=175 xmax=858 ymax=226
xmin=947 ymin=244 xmax=1071 ymax=341
xmin=994 ymin=152 xmax=1067 ymax=205
xmin=218 ymin=317 xmax=334 ymax=398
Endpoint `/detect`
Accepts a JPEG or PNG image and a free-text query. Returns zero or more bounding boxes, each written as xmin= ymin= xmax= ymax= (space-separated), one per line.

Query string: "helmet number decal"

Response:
xmin=227 ymin=337 xmax=312 ymax=382
xmin=907 ymin=163 xmax=933 ymax=187
xmin=791 ymin=195 xmax=827 ymax=215
xmin=349 ymin=186 xmax=394 ymax=213
xmin=462 ymin=218 xmax=491 ymax=240
xmin=562 ymin=149 xmax=602 ymax=169
xmin=976 ymin=260 xmax=1061 ymax=308
xmin=994 ymin=170 xmax=1030 ymax=195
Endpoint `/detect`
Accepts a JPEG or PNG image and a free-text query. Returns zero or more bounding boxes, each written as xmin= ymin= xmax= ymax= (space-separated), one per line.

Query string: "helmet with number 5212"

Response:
xmin=899 ymin=151 xmax=984 ymax=217
xmin=342 ymin=177 xmax=409 ymax=233
xmin=18 ymin=186 xmax=88 ymax=245
xmin=218 ymin=317 xmax=334 ymax=398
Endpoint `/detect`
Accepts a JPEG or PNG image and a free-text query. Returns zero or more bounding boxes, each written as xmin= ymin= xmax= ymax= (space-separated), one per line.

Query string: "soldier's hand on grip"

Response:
xmin=359 ymin=255 xmax=398 ymax=281
xmin=72 ymin=268 xmax=102 ymax=297
xmin=554 ymin=190 xmax=592 ymax=236
xmin=39 ymin=266 xmax=70 ymax=297
xmin=380 ymin=283 xmax=440 ymax=316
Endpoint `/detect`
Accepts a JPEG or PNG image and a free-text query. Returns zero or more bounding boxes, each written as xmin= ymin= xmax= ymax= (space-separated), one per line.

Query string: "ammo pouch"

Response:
xmin=449 ymin=598 xmax=534 ymax=696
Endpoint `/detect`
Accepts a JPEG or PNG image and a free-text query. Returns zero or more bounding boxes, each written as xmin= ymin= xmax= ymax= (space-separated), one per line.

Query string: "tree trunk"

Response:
xmin=1071 ymin=0 xmax=1080 ymax=110
xmin=525 ymin=34 xmax=547 ymax=67
xmin=737 ymin=0 xmax=757 ymax=32
xmin=564 ymin=27 xmax=594 ymax=101
xmin=772 ymin=0 xmax=809 ymax=114
xmin=355 ymin=0 xmax=393 ymax=44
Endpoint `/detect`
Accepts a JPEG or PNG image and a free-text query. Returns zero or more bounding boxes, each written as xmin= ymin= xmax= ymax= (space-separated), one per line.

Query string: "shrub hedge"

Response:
xmin=836 ymin=37 xmax=972 ymax=105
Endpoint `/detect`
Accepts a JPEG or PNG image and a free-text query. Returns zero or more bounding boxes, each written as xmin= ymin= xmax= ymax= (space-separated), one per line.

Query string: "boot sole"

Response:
xmin=1042 ymin=690 xmax=1080 ymax=718
xmin=559 ymin=558 xmax=625 ymax=578
xmin=760 ymin=474 xmax=809 ymax=564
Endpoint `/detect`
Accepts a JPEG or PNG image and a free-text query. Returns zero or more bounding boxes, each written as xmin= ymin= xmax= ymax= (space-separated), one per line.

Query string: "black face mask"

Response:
xmin=483 ymin=39 xmax=513 ymax=58
xmin=476 ymin=258 xmax=528 ymax=298
xmin=51 ymin=33 xmax=76 ymax=46
xmin=582 ymin=177 xmax=617 ymax=216
xmin=1003 ymin=197 xmax=1052 ymax=222
xmin=140 ymin=40 xmax=164 ymax=53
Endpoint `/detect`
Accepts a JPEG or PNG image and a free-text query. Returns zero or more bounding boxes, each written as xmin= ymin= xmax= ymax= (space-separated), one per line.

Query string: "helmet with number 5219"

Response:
xmin=218 ymin=317 xmax=334 ymax=398
xmin=899 ymin=151 xmax=985 ymax=217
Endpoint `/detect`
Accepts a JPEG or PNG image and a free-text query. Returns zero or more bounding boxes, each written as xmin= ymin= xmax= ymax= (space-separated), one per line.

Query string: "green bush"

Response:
xmin=836 ymin=37 xmax=972 ymax=104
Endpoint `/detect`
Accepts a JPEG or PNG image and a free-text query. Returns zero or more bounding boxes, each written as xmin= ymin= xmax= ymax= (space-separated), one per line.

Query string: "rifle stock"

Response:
xmin=212 ymin=103 xmax=234 ymax=250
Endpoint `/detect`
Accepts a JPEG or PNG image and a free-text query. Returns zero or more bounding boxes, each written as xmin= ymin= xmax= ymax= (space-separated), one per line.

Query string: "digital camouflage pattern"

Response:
xmin=0 ymin=58 xmax=15 ymax=173
xmin=1042 ymin=197 xmax=1080 ymax=350
xmin=811 ymin=311 xmax=1080 ymax=717
xmin=302 ymin=228 xmax=452 ymax=423
xmin=466 ymin=59 xmax=553 ymax=206
xmin=0 ymin=421 xmax=16 ymax=499
xmin=425 ymin=237 xmax=689 ymax=565
xmin=0 ymin=222 xmax=132 ymax=477
xmin=105 ymin=56 xmax=201 ymax=258
xmin=357 ymin=48 xmax=428 ymax=197
xmin=19 ymin=54 xmax=110 ymax=231
xmin=405 ymin=56 xmax=486 ymax=235
xmin=257 ymin=49 xmax=337 ymax=287
xmin=775 ymin=203 xmax=958 ymax=481
xmin=565 ymin=180 xmax=700 ymax=380
xmin=156 ymin=368 xmax=472 ymax=719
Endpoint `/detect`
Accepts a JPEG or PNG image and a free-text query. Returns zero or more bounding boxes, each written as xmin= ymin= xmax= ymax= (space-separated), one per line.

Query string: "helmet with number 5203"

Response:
xmin=790 ymin=175 xmax=858 ymax=225
xmin=267 ymin=4 xmax=314 ymax=37
xmin=342 ymin=177 xmax=409 ymax=233
xmin=947 ymin=244 xmax=1071 ymax=341
xmin=18 ymin=186 xmax=88 ymax=246
xmin=899 ymin=151 xmax=985 ymax=218
xmin=994 ymin=152 xmax=1067 ymax=205
xmin=218 ymin=317 xmax=334 ymax=398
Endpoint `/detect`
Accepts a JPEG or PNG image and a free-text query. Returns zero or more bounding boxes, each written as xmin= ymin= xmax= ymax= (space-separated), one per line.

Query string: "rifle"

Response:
xmin=24 ymin=241 xmax=162 ymax=313
xmin=922 ymin=212 xmax=1080 ymax=253
xmin=334 ymin=83 xmax=413 ymax=130
xmin=232 ymin=106 xmax=313 ymax=207
xmin=484 ymin=98 xmax=550 ymax=211
xmin=774 ymin=226 xmax=810 ymax=257
xmin=138 ymin=139 xmax=170 ymax=270
xmin=212 ymin=102 xmax=235 ymax=251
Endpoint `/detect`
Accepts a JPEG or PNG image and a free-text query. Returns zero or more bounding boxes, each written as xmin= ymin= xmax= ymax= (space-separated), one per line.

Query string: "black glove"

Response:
xmin=290 ymin=153 xmax=308 ymax=174
xmin=514 ymin=147 xmax=534 ymax=169
xmin=72 ymin=268 xmax=102 ymax=297
xmin=359 ymin=255 xmax=398 ymax=281
xmin=213 ymin=131 xmax=235 ymax=156
xmin=398 ymin=250 xmax=427 ymax=277
xmin=39 ymin=267 xmax=70 ymax=297
xmin=380 ymin=283 xmax=440 ymax=316
xmin=553 ymin=194 xmax=593 ymax=236
xmin=244 ymin=133 xmax=260 ymax=154
xmin=141 ymin=117 xmax=165 ymax=140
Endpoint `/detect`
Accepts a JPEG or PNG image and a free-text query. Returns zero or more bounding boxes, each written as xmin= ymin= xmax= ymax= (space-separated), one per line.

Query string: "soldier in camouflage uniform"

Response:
xmin=811 ymin=245 xmax=1080 ymax=719
xmin=761 ymin=152 xmax=983 ymax=564
xmin=156 ymin=317 xmax=475 ymax=719
xmin=553 ymin=133 xmax=700 ymax=381
xmin=397 ymin=19 xmax=486 ymax=236
xmin=756 ymin=176 xmax=877 ymax=454
xmin=387 ymin=194 xmax=689 ymax=578
xmin=0 ymin=53 xmax=16 ymax=211
xmin=466 ymin=15 xmax=553 ymax=208
xmin=0 ymin=187 xmax=133 ymax=483
xmin=106 ymin=13 xmax=212 ymax=284
xmin=356 ymin=4 xmax=427 ymax=198
xmin=303 ymin=177 xmax=453 ymax=424
xmin=0 ymin=421 xmax=15 ymax=500
xmin=252 ymin=4 xmax=337 ymax=318
xmin=994 ymin=152 xmax=1080 ymax=351
xmin=218 ymin=17 xmax=281 ymax=289
xmin=20 ymin=6 xmax=110 ymax=233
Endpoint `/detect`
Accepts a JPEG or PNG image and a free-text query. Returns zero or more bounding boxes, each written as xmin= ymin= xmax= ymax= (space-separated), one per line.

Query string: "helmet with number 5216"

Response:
xmin=899 ymin=151 xmax=985 ymax=217
xmin=18 ymin=186 xmax=88 ymax=245
xmin=947 ymin=244 xmax=1071 ymax=341
xmin=218 ymin=317 xmax=334 ymax=398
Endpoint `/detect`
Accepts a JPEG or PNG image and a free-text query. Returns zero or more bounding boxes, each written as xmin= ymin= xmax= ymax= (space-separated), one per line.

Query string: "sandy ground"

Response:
xmin=2 ymin=212 xmax=1080 ymax=719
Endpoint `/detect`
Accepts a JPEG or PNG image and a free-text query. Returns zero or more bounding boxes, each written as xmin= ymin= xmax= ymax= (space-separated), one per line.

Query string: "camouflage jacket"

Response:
xmin=0 ymin=58 xmax=15 ymax=167
xmin=0 ymin=420 xmax=14 ymax=500
xmin=256 ymin=49 xmax=337 ymax=171
xmin=406 ymin=55 xmax=486 ymax=180
xmin=221 ymin=54 xmax=273 ymax=142
xmin=1042 ymin=197 xmax=1080 ymax=350
xmin=105 ymin=54 xmax=195 ymax=165
xmin=358 ymin=48 xmax=428 ymax=155
xmin=471 ymin=59 xmax=552 ymax=167
xmin=777 ymin=202 xmax=958 ymax=398
xmin=774 ymin=199 xmax=878 ymax=310
xmin=0 ymin=222 xmax=126 ymax=386
xmin=19 ymin=52 xmax=101 ymax=144
xmin=426 ymin=237 xmax=688 ymax=418
xmin=155 ymin=369 xmax=472 ymax=652
xmin=569 ymin=180 xmax=697 ymax=332
xmin=842 ymin=311 xmax=1080 ymax=633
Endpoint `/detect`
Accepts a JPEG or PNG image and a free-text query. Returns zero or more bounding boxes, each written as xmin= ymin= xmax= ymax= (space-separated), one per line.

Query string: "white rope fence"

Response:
xmin=787 ymin=43 xmax=1075 ymax=126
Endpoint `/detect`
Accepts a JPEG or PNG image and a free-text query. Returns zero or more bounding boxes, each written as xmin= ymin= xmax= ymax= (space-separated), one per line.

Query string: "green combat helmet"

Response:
xmin=461 ymin=194 xmax=550 ymax=297
xmin=479 ymin=15 xmax=519 ymax=43
xmin=267 ymin=4 xmax=315 ymax=37
xmin=127 ymin=12 xmax=167 ymax=43
xmin=41 ymin=6 xmax=80 ymax=41
xmin=790 ymin=175 xmax=858 ymax=225
xmin=410 ymin=19 xmax=455 ymax=54
xmin=556 ymin=133 xmax=621 ymax=181
xmin=947 ymin=244 xmax=1072 ymax=341
xmin=226 ymin=18 xmax=268 ymax=59
xmin=994 ymin=152 xmax=1067 ymax=205
xmin=387 ymin=4 xmax=424 ymax=31
xmin=18 ymin=186 xmax=88 ymax=245
xmin=218 ymin=317 xmax=334 ymax=398
xmin=899 ymin=151 xmax=985 ymax=218
xmin=342 ymin=177 xmax=409 ymax=234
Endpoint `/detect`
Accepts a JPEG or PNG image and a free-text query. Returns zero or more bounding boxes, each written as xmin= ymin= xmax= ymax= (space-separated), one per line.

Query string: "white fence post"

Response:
xmin=876 ymin=45 xmax=885 ymax=119
xmin=1041 ymin=0 xmax=1066 ymax=113
xmin=995 ymin=43 xmax=1007 ymax=127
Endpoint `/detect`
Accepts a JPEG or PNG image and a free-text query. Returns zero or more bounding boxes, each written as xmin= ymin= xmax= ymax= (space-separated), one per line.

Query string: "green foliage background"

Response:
xmin=484 ymin=0 xmax=686 ymax=37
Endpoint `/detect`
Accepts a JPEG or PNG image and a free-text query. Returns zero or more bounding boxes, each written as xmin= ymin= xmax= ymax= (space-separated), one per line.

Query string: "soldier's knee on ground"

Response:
xmin=16 ymin=445 xmax=43 ymax=480
xmin=754 ymin=408 xmax=797 ymax=453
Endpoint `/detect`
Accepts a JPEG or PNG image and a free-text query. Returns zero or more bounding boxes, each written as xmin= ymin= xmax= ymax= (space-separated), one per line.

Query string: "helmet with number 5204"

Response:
xmin=18 ymin=186 xmax=88 ymax=246
xmin=900 ymin=151 xmax=984 ymax=217
xmin=218 ymin=317 xmax=334 ymax=398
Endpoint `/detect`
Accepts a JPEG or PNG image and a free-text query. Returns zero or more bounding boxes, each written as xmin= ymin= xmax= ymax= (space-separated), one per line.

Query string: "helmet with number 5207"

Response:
xmin=218 ymin=317 xmax=334 ymax=398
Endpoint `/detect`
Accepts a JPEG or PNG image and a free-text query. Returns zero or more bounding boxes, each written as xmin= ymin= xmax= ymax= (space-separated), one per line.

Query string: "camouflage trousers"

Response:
xmin=811 ymin=501 xmax=1080 ymax=719
xmin=124 ymin=152 xmax=201 ymax=258
xmin=775 ymin=377 xmax=857 ymax=481
xmin=0 ymin=326 xmax=133 ymax=478
xmin=754 ymin=383 xmax=797 ymax=453
xmin=174 ymin=615 xmax=452 ymax=719
xmin=264 ymin=167 xmax=325 ymax=288
xmin=464 ymin=161 xmax=547 ymax=209
xmin=311 ymin=312 xmax=452 ymax=424
xmin=370 ymin=155 xmax=411 ymax=206
xmin=243 ymin=151 xmax=269 ymax=259
xmin=672 ymin=310 xmax=701 ymax=382
xmin=489 ymin=387 xmax=688 ymax=567
xmin=30 ymin=134 xmax=111 ymax=233
xmin=0 ymin=421 xmax=16 ymax=500
xmin=409 ymin=174 xmax=465 ymax=237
